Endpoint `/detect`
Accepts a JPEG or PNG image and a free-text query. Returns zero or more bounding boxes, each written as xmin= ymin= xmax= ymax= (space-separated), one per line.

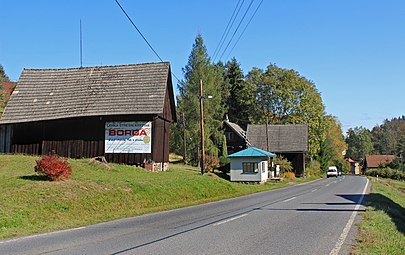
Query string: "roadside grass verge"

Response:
xmin=0 ymin=154 xmax=316 ymax=239
xmin=352 ymin=177 xmax=405 ymax=255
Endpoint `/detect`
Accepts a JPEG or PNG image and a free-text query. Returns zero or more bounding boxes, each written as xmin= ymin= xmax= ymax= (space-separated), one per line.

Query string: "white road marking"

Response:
xmin=283 ymin=197 xmax=296 ymax=202
xmin=0 ymin=226 xmax=86 ymax=244
xmin=213 ymin=214 xmax=249 ymax=226
xmin=329 ymin=178 xmax=369 ymax=255
xmin=311 ymin=189 xmax=318 ymax=192
xmin=325 ymin=183 xmax=331 ymax=187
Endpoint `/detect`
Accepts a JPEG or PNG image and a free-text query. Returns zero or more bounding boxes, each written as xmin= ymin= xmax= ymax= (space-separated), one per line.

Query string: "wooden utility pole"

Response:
xmin=182 ymin=112 xmax=186 ymax=163
xmin=199 ymin=79 xmax=205 ymax=175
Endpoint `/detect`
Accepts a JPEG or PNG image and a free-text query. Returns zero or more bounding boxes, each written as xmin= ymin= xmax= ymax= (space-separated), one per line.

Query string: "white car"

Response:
xmin=327 ymin=166 xmax=338 ymax=178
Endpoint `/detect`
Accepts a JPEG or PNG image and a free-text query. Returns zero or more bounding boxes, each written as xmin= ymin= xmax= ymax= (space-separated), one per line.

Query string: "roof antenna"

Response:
xmin=80 ymin=19 xmax=83 ymax=68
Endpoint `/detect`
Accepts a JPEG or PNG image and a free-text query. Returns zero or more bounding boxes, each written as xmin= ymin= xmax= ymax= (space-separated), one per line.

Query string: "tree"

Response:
xmin=223 ymin=58 xmax=250 ymax=128
xmin=245 ymin=64 xmax=327 ymax=157
xmin=0 ymin=64 xmax=10 ymax=116
xmin=172 ymin=34 xmax=226 ymax=165
xmin=371 ymin=116 xmax=405 ymax=155
xmin=0 ymin=65 xmax=9 ymax=83
xmin=346 ymin=127 xmax=373 ymax=162
xmin=318 ymin=116 xmax=348 ymax=172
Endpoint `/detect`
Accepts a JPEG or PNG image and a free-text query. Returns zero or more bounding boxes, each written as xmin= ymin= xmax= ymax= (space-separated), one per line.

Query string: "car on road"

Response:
xmin=327 ymin=166 xmax=338 ymax=178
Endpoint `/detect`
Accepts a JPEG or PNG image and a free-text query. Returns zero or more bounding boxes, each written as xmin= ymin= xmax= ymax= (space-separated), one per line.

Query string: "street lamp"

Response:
xmin=199 ymin=79 xmax=212 ymax=175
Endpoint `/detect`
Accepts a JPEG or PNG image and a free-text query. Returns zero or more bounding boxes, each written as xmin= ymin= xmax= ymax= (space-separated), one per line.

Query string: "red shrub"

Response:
xmin=35 ymin=155 xmax=72 ymax=181
xmin=204 ymin=155 xmax=220 ymax=173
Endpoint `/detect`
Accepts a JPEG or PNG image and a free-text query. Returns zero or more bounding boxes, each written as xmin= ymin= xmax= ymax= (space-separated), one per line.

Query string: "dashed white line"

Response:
xmin=213 ymin=214 xmax=249 ymax=226
xmin=283 ymin=197 xmax=297 ymax=202
xmin=311 ymin=189 xmax=318 ymax=192
xmin=329 ymin=178 xmax=369 ymax=255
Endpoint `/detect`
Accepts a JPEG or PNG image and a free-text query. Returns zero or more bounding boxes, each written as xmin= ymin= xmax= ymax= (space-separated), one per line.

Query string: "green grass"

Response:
xmin=352 ymin=177 xmax=405 ymax=254
xmin=0 ymin=154 xmax=316 ymax=239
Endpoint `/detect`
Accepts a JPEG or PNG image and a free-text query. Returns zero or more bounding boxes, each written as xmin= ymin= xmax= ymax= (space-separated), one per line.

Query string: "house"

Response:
xmin=0 ymin=62 xmax=176 ymax=168
xmin=223 ymin=119 xmax=249 ymax=155
xmin=364 ymin=155 xmax=396 ymax=170
xmin=345 ymin=157 xmax=360 ymax=175
xmin=246 ymin=124 xmax=308 ymax=177
xmin=228 ymin=147 xmax=275 ymax=183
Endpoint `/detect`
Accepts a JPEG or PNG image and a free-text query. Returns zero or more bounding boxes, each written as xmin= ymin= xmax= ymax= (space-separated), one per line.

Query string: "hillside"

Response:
xmin=0 ymin=155 xmax=310 ymax=239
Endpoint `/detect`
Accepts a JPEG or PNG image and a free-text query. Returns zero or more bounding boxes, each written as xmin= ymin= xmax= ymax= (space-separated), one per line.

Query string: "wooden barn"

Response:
xmin=0 ymin=62 xmax=176 ymax=167
xmin=246 ymin=124 xmax=308 ymax=177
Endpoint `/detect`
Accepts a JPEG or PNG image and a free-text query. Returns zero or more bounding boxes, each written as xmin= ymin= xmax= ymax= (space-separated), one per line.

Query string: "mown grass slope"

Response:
xmin=353 ymin=177 xmax=405 ymax=254
xmin=0 ymin=154 xmax=312 ymax=239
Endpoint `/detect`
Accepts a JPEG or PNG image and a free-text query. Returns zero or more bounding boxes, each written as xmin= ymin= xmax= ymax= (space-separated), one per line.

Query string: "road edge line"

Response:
xmin=329 ymin=178 xmax=369 ymax=255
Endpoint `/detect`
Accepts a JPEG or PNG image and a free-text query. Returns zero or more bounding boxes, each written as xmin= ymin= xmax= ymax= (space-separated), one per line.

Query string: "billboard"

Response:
xmin=105 ymin=121 xmax=152 ymax=153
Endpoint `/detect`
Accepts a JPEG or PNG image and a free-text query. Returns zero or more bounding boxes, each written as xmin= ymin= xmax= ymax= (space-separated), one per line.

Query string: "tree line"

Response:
xmin=346 ymin=116 xmax=405 ymax=169
xmin=170 ymin=34 xmax=346 ymax=173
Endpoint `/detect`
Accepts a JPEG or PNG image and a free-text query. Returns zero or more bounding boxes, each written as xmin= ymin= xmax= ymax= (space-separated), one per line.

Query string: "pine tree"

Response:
xmin=173 ymin=34 xmax=226 ymax=164
xmin=224 ymin=58 xmax=250 ymax=128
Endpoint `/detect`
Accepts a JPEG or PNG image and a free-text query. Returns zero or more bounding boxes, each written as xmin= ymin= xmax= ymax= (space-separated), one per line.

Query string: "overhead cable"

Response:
xmin=218 ymin=0 xmax=255 ymax=62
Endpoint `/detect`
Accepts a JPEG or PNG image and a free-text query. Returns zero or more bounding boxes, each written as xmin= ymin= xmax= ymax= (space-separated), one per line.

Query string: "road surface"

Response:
xmin=0 ymin=175 xmax=369 ymax=255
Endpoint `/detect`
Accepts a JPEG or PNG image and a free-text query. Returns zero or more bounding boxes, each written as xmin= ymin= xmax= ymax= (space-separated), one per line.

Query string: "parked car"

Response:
xmin=327 ymin=166 xmax=338 ymax=178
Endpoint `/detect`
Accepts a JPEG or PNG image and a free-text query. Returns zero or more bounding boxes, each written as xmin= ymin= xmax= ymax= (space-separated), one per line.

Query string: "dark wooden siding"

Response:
xmin=224 ymin=124 xmax=246 ymax=155
xmin=0 ymin=125 xmax=13 ymax=153
xmin=9 ymin=114 xmax=171 ymax=165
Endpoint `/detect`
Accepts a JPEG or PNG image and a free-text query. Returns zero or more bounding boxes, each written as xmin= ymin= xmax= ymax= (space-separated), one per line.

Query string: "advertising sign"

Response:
xmin=105 ymin=121 xmax=152 ymax=153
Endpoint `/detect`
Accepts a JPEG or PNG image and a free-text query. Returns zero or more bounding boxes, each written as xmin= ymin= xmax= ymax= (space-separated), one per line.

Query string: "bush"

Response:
xmin=274 ymin=155 xmax=293 ymax=173
xmin=204 ymin=155 xmax=220 ymax=173
xmin=35 ymin=155 xmax=72 ymax=181
xmin=306 ymin=160 xmax=322 ymax=177
xmin=365 ymin=167 xmax=405 ymax=181
xmin=283 ymin=172 xmax=296 ymax=179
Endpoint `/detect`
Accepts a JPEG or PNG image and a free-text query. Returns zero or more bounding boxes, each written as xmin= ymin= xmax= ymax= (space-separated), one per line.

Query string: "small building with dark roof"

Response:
xmin=246 ymin=124 xmax=308 ymax=177
xmin=0 ymin=62 xmax=176 ymax=167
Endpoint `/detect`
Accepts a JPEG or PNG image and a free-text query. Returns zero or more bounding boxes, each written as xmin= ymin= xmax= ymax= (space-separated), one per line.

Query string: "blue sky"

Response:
xmin=1 ymin=0 xmax=404 ymax=132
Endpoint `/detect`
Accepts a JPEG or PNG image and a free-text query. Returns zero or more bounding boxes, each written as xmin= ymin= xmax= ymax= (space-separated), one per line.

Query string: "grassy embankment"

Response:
xmin=0 ymin=154 xmax=317 ymax=239
xmin=353 ymin=177 xmax=405 ymax=254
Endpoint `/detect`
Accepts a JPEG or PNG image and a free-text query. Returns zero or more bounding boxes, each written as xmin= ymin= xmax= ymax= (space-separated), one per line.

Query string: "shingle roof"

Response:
xmin=247 ymin=124 xmax=308 ymax=152
xmin=228 ymin=147 xmax=275 ymax=158
xmin=224 ymin=120 xmax=246 ymax=140
xmin=365 ymin=155 xmax=395 ymax=168
xmin=0 ymin=62 xmax=172 ymax=124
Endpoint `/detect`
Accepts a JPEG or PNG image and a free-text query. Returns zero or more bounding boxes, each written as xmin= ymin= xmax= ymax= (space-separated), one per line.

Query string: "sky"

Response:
xmin=1 ymin=0 xmax=404 ymax=133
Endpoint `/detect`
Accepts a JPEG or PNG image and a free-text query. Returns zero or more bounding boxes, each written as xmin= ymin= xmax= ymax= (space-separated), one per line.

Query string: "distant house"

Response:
xmin=224 ymin=119 xmax=249 ymax=155
xmin=228 ymin=147 xmax=275 ymax=183
xmin=246 ymin=124 xmax=308 ymax=177
xmin=364 ymin=155 xmax=396 ymax=170
xmin=345 ymin=158 xmax=360 ymax=175
xmin=0 ymin=62 xmax=176 ymax=168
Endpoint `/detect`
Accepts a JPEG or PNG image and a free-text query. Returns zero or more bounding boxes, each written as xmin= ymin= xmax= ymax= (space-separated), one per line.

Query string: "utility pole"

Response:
xmin=182 ymin=112 xmax=186 ymax=163
xmin=199 ymin=79 xmax=205 ymax=175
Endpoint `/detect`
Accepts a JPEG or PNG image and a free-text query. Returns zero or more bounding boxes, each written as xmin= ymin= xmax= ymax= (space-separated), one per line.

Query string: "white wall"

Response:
xmin=230 ymin=157 xmax=268 ymax=182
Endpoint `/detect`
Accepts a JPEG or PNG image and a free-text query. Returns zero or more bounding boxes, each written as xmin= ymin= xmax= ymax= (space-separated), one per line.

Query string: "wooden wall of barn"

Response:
xmin=8 ymin=114 xmax=171 ymax=165
xmin=0 ymin=125 xmax=13 ymax=153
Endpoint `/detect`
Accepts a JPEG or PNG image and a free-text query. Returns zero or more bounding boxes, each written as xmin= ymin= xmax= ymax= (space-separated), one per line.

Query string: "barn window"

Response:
xmin=242 ymin=162 xmax=258 ymax=174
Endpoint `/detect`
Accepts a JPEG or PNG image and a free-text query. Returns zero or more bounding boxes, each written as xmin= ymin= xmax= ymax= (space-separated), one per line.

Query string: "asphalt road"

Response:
xmin=0 ymin=175 xmax=369 ymax=255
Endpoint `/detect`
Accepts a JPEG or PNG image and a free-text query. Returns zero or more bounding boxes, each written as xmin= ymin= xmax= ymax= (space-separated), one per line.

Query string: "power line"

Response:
xmin=114 ymin=0 xmax=181 ymax=83
xmin=212 ymin=0 xmax=244 ymax=62
xmin=114 ymin=0 xmax=163 ymax=62
xmin=218 ymin=0 xmax=255 ymax=62
xmin=225 ymin=0 xmax=264 ymax=61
